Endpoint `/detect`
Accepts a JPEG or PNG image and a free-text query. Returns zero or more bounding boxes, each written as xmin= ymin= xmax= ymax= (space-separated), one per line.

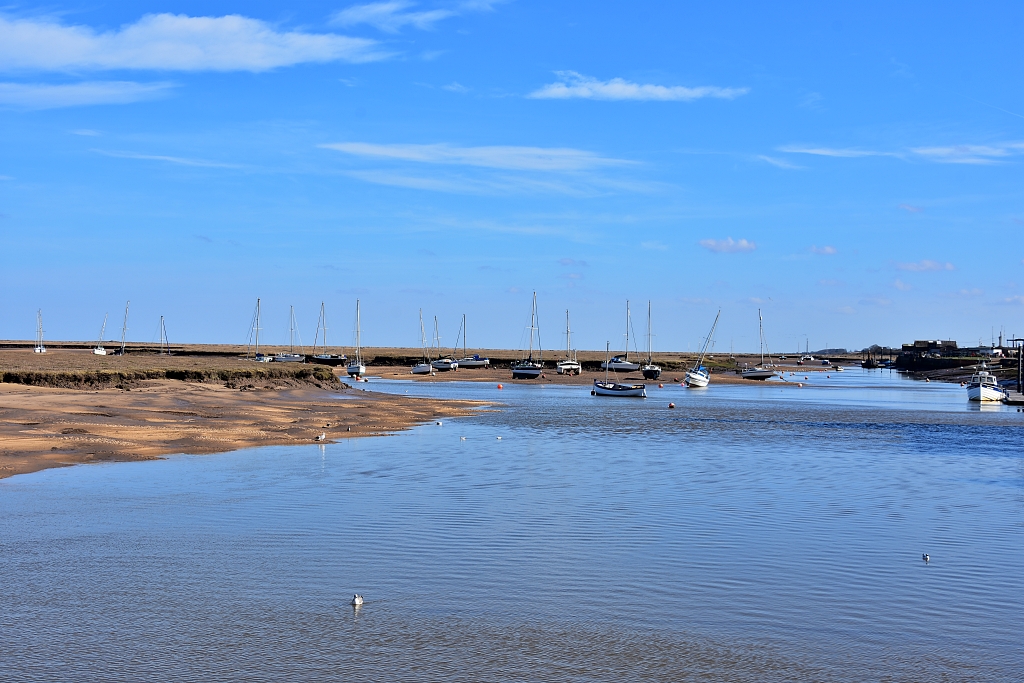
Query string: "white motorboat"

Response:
xmin=685 ymin=309 xmax=721 ymax=388
xmin=274 ymin=305 xmax=306 ymax=362
xmin=740 ymin=309 xmax=778 ymax=381
xmin=430 ymin=316 xmax=458 ymax=371
xmin=454 ymin=314 xmax=490 ymax=368
xmin=601 ymin=301 xmax=641 ymax=371
xmin=33 ymin=310 xmax=46 ymax=353
xmin=594 ymin=342 xmax=646 ymax=397
xmin=346 ymin=300 xmax=366 ymax=377
xmin=556 ymin=310 xmax=581 ymax=375
xmin=411 ymin=309 xmax=434 ymax=375
xmin=511 ymin=291 xmax=544 ymax=379
xmin=967 ymin=369 xmax=1006 ymax=402
xmin=93 ymin=313 xmax=108 ymax=355
xmin=640 ymin=301 xmax=661 ymax=380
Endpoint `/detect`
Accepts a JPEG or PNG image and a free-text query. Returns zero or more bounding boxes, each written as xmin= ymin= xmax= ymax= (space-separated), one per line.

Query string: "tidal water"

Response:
xmin=2 ymin=369 xmax=1022 ymax=682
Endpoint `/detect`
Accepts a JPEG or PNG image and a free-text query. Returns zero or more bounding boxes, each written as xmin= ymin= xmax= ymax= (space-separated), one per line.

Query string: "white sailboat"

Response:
xmin=602 ymin=301 xmax=641 ymax=372
xmin=640 ymin=301 xmax=661 ymax=380
xmin=347 ymin=300 xmax=367 ymax=377
xmin=93 ymin=313 xmax=108 ymax=355
xmin=431 ymin=316 xmax=458 ymax=371
xmin=274 ymin=306 xmax=305 ymax=362
xmin=311 ymin=302 xmax=345 ymax=365
xmin=740 ymin=309 xmax=777 ymax=380
xmin=33 ymin=310 xmax=46 ymax=353
xmin=112 ymin=300 xmax=129 ymax=356
xmin=967 ymin=368 xmax=1006 ymax=402
xmin=248 ymin=298 xmax=272 ymax=362
xmin=556 ymin=310 xmax=581 ymax=375
xmin=455 ymin=314 xmax=490 ymax=368
xmin=685 ymin=309 xmax=721 ymax=388
xmin=511 ymin=291 xmax=544 ymax=379
xmin=593 ymin=341 xmax=646 ymax=397
xmin=411 ymin=309 xmax=433 ymax=375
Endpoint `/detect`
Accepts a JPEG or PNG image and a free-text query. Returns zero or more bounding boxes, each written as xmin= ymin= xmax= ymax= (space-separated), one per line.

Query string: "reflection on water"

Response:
xmin=2 ymin=369 xmax=1022 ymax=681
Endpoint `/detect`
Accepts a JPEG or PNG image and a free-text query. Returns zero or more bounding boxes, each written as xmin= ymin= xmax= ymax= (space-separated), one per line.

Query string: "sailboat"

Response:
xmin=685 ymin=309 xmax=721 ymax=388
xmin=33 ymin=310 xmax=46 ymax=353
xmin=431 ymin=316 xmax=458 ymax=371
xmin=593 ymin=341 xmax=647 ymax=397
xmin=93 ymin=313 xmax=108 ymax=355
xmin=740 ymin=309 xmax=777 ymax=380
xmin=112 ymin=301 xmax=129 ymax=356
xmin=602 ymin=301 xmax=641 ymax=372
xmin=640 ymin=301 xmax=661 ymax=380
xmin=511 ymin=291 xmax=544 ymax=379
xmin=274 ymin=306 xmax=305 ymax=362
xmin=346 ymin=300 xmax=367 ymax=377
xmin=411 ymin=309 xmax=433 ymax=375
xmin=455 ymin=314 xmax=490 ymax=368
xmin=248 ymin=298 xmax=272 ymax=362
xmin=556 ymin=310 xmax=581 ymax=375
xmin=310 ymin=302 xmax=345 ymax=365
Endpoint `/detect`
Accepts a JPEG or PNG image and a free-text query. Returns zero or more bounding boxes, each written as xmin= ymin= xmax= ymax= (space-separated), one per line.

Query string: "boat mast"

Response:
xmin=159 ymin=315 xmax=168 ymax=355
xmin=255 ymin=298 xmax=261 ymax=356
xmin=119 ymin=300 xmax=130 ymax=355
xmin=355 ymin=300 xmax=362 ymax=364
xmin=605 ymin=341 xmax=611 ymax=381
xmin=566 ymin=310 xmax=572 ymax=360
xmin=36 ymin=310 xmax=44 ymax=351
xmin=624 ymin=301 xmax=630 ymax=361
xmin=433 ymin=316 xmax=440 ymax=360
xmin=289 ymin=306 xmax=295 ymax=353
xmin=647 ymin=300 xmax=653 ymax=363
xmin=693 ymin=310 xmax=721 ymax=371
xmin=758 ymin=309 xmax=765 ymax=366
xmin=528 ymin=291 xmax=537 ymax=361
xmin=419 ymin=309 xmax=428 ymax=363
xmin=463 ymin=313 xmax=467 ymax=358
xmin=98 ymin=313 xmax=108 ymax=351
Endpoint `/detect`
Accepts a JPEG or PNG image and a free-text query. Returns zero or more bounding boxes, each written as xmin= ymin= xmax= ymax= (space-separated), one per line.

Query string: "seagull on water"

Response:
xmin=922 ymin=554 xmax=930 ymax=563
xmin=351 ymin=594 xmax=364 ymax=606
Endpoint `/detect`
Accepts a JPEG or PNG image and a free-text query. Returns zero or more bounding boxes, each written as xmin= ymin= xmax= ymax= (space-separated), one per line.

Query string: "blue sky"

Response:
xmin=2 ymin=1 xmax=1023 ymax=353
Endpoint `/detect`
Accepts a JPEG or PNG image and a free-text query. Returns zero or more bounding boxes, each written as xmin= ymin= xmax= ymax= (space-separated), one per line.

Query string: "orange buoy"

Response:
xmin=668 ymin=402 xmax=675 ymax=409
xmin=659 ymin=383 xmax=664 ymax=388
xmin=798 ymin=383 xmax=803 ymax=387
xmin=497 ymin=384 xmax=503 ymax=389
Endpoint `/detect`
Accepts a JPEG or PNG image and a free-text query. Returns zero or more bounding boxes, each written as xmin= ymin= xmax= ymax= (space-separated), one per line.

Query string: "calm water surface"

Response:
xmin=2 ymin=369 xmax=1022 ymax=681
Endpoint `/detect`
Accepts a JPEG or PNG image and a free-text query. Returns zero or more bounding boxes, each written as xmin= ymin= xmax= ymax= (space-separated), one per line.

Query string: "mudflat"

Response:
xmin=0 ymin=348 xmax=481 ymax=480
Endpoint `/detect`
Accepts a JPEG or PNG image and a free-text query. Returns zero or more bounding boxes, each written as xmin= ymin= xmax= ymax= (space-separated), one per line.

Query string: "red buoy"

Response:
xmin=658 ymin=383 xmax=664 ymax=388
xmin=668 ymin=402 xmax=676 ymax=409
xmin=497 ymin=384 xmax=503 ymax=389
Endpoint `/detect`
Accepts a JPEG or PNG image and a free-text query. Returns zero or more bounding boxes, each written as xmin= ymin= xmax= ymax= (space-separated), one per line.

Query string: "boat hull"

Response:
xmin=684 ymin=370 xmax=710 ymax=387
xmin=308 ymin=354 xmax=346 ymax=366
xmin=347 ymin=363 xmax=366 ymax=377
xmin=511 ymin=362 xmax=543 ymax=379
xmin=641 ymin=364 xmax=661 ymax=380
xmin=601 ymin=361 xmax=641 ymax=372
xmin=967 ymin=385 xmax=1005 ymax=402
xmin=274 ymin=354 xmax=305 ymax=363
xmin=593 ymin=380 xmax=646 ymax=397
xmin=556 ymin=361 xmax=581 ymax=375
xmin=411 ymin=363 xmax=433 ymax=375
xmin=740 ymin=368 xmax=776 ymax=380
xmin=456 ymin=357 xmax=490 ymax=368
xmin=431 ymin=359 xmax=458 ymax=371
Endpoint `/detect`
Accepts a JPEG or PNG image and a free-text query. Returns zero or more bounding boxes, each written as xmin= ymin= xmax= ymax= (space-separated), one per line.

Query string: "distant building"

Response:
xmin=901 ymin=340 xmax=958 ymax=357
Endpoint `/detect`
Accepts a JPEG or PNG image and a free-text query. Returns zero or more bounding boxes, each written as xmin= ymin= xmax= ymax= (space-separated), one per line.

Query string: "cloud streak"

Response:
xmin=699 ymin=237 xmax=756 ymax=253
xmin=896 ymin=259 xmax=955 ymax=272
xmin=92 ymin=149 xmax=243 ymax=168
xmin=331 ymin=1 xmax=455 ymax=32
xmin=810 ymin=245 xmax=837 ymax=255
xmin=0 ymin=13 xmax=384 ymax=72
xmin=529 ymin=71 xmax=748 ymax=101
xmin=780 ymin=141 xmax=1024 ymax=165
xmin=0 ymin=80 xmax=174 ymax=108
xmin=320 ymin=142 xmax=630 ymax=172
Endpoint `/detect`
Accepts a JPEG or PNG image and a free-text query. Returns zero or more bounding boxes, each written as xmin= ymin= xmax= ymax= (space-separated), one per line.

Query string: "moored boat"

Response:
xmin=593 ymin=342 xmax=646 ymax=397
xmin=685 ymin=309 xmax=721 ymax=388
xmin=274 ymin=305 xmax=306 ymax=362
xmin=430 ymin=316 xmax=458 ymax=371
xmin=454 ymin=314 xmax=490 ymax=368
xmin=640 ymin=301 xmax=661 ymax=380
xmin=34 ymin=310 xmax=46 ymax=353
xmin=556 ymin=310 xmax=581 ymax=375
xmin=967 ymin=369 xmax=1006 ymax=402
xmin=411 ymin=309 xmax=433 ymax=375
xmin=346 ymin=300 xmax=366 ymax=377
xmin=601 ymin=301 xmax=641 ymax=372
xmin=740 ymin=309 xmax=778 ymax=380
xmin=511 ymin=291 xmax=544 ymax=379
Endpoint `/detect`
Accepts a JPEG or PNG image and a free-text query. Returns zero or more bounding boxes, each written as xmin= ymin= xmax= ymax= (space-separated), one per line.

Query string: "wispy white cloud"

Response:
xmin=331 ymin=1 xmax=501 ymax=33
xmin=0 ymin=174 xmax=12 ymax=180
xmin=92 ymin=149 xmax=243 ymax=168
xmin=910 ymin=143 xmax=1024 ymax=165
xmin=529 ymin=71 xmax=748 ymax=101
xmin=0 ymin=13 xmax=384 ymax=72
xmin=810 ymin=245 xmax=836 ymax=255
xmin=893 ymin=279 xmax=912 ymax=291
xmin=0 ymin=80 xmax=173 ymax=108
xmin=320 ymin=142 xmax=630 ymax=171
xmin=641 ymin=241 xmax=668 ymax=251
xmin=778 ymin=145 xmax=894 ymax=158
xmin=332 ymin=1 xmax=455 ymax=33
xmin=780 ymin=141 xmax=1024 ymax=165
xmin=442 ymin=81 xmax=469 ymax=93
xmin=756 ymin=154 xmax=803 ymax=169
xmin=699 ymin=237 xmax=755 ymax=253
xmin=899 ymin=203 xmax=922 ymax=212
xmin=1003 ymin=295 xmax=1024 ymax=305
xmin=896 ymin=259 xmax=955 ymax=272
